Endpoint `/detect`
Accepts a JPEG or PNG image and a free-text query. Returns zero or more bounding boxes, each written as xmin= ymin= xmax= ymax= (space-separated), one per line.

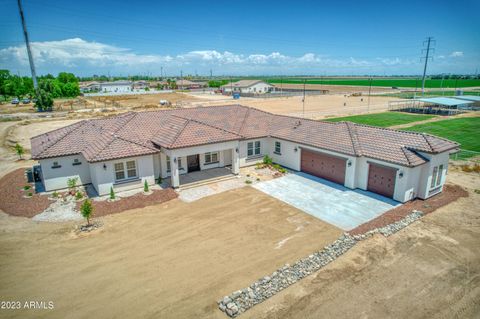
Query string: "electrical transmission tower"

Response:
xmin=420 ymin=36 xmax=435 ymax=96
xmin=17 ymin=0 xmax=38 ymax=91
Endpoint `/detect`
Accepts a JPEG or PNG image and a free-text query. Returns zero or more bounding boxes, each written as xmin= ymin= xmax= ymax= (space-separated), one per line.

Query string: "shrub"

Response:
xmin=23 ymin=185 xmax=31 ymax=190
xmin=67 ymin=177 xmax=78 ymax=190
xmin=245 ymin=180 xmax=252 ymax=184
xmin=52 ymin=191 xmax=59 ymax=198
xmin=256 ymin=178 xmax=260 ymax=181
xmin=279 ymin=168 xmax=287 ymax=174
xmin=263 ymin=155 xmax=273 ymax=165
xmin=246 ymin=174 xmax=251 ymax=177
xmin=14 ymin=143 xmax=24 ymax=159
xmin=80 ymin=199 xmax=93 ymax=226
xmin=75 ymin=191 xmax=83 ymax=200
xmin=27 ymin=192 xmax=33 ymax=197
xmin=110 ymin=186 xmax=115 ymax=200
xmin=144 ymin=180 xmax=149 ymax=192
xmin=272 ymin=164 xmax=281 ymax=170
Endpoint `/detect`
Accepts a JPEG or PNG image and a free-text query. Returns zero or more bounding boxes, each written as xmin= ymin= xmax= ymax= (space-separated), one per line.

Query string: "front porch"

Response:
xmin=179 ymin=167 xmax=236 ymax=188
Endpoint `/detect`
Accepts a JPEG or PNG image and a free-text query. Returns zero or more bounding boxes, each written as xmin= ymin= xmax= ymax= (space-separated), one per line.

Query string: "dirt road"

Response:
xmin=245 ymin=174 xmax=480 ymax=319
xmin=0 ymin=187 xmax=341 ymax=319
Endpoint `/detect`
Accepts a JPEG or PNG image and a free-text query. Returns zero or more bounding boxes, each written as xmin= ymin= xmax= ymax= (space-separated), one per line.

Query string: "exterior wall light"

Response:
xmin=294 ymin=147 xmax=298 ymax=152
xmin=103 ymin=163 xmax=107 ymax=170
xmin=347 ymin=160 xmax=352 ymax=167
xmin=173 ymin=157 xmax=177 ymax=163
xmin=235 ymin=147 xmax=239 ymax=153
xmin=399 ymin=171 xmax=404 ymax=178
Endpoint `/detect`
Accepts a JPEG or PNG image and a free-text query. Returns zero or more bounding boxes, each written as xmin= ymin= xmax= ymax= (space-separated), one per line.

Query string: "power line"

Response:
xmin=420 ymin=36 xmax=435 ymax=96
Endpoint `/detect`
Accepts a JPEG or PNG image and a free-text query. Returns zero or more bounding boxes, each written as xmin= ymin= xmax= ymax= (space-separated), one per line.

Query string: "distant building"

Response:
xmin=79 ymin=81 xmax=101 ymax=93
xmin=133 ymin=80 xmax=149 ymax=90
xmin=221 ymin=80 xmax=274 ymax=95
xmin=176 ymin=79 xmax=207 ymax=90
xmin=100 ymin=81 xmax=133 ymax=93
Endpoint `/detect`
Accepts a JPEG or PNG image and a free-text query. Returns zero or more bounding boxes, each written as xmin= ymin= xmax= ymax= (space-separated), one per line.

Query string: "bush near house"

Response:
xmin=144 ymin=180 xmax=149 ymax=192
xmin=110 ymin=186 xmax=116 ymax=200
xmin=80 ymin=199 xmax=93 ymax=226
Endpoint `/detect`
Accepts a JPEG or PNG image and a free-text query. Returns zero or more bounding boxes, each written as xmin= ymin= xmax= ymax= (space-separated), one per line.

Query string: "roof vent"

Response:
xmin=293 ymin=120 xmax=302 ymax=129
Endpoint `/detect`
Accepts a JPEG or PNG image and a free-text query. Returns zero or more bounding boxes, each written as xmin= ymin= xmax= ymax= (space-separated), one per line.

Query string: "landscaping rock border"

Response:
xmin=217 ymin=210 xmax=424 ymax=317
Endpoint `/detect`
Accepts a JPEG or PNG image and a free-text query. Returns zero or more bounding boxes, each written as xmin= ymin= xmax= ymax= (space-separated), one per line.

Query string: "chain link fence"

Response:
xmin=449 ymin=149 xmax=480 ymax=162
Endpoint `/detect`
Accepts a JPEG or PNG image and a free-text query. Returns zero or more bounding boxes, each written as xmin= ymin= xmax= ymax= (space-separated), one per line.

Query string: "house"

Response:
xmin=132 ymin=80 xmax=149 ymax=90
xmin=221 ymin=80 xmax=274 ymax=95
xmin=99 ymin=80 xmax=133 ymax=93
xmin=30 ymin=105 xmax=458 ymax=203
xmin=79 ymin=81 xmax=101 ymax=93
xmin=176 ymin=79 xmax=207 ymax=90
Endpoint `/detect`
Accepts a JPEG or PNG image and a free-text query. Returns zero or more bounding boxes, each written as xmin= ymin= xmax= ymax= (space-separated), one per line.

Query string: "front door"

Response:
xmin=187 ymin=154 xmax=200 ymax=172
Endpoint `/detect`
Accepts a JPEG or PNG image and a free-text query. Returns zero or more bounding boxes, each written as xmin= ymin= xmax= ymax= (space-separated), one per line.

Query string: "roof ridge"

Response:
xmin=345 ymin=121 xmax=362 ymax=156
xmin=172 ymin=113 xmax=244 ymax=137
xmin=30 ymin=120 xmax=86 ymax=140
xmin=116 ymin=135 xmax=159 ymax=151
xmin=237 ymin=107 xmax=251 ymax=136
xmin=86 ymin=134 xmax=117 ymax=162
xmin=400 ymin=146 xmax=412 ymax=166
xmin=167 ymin=116 xmax=191 ymax=148
xmin=422 ymin=133 xmax=435 ymax=152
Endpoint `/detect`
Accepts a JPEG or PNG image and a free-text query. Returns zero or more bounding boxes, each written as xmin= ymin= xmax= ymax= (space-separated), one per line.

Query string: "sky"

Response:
xmin=0 ymin=0 xmax=479 ymax=77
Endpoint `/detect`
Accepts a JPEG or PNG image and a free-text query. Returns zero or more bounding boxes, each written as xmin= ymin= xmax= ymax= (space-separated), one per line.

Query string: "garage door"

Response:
xmin=367 ymin=163 xmax=396 ymax=198
xmin=301 ymin=149 xmax=346 ymax=185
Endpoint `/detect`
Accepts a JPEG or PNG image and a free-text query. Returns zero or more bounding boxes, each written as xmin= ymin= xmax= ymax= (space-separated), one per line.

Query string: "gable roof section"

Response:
xmin=220 ymin=80 xmax=272 ymax=88
xmin=31 ymin=105 xmax=458 ymax=167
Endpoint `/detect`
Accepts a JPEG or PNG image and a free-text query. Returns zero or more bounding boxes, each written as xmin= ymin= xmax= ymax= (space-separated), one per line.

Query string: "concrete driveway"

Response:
xmin=253 ymin=172 xmax=400 ymax=231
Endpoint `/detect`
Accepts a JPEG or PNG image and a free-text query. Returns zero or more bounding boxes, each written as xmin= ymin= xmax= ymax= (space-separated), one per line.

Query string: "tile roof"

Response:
xmin=220 ymin=80 xmax=273 ymax=88
xmin=31 ymin=105 xmax=459 ymax=166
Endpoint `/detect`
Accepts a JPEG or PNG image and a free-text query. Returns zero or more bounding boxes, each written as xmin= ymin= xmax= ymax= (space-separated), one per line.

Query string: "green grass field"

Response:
xmin=324 ymin=112 xmax=435 ymax=127
xmin=402 ymin=117 xmax=480 ymax=152
xmin=266 ymin=78 xmax=480 ymax=88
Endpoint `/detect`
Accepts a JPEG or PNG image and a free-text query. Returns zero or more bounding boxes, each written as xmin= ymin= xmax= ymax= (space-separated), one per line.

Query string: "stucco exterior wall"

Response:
xmin=40 ymin=154 xmax=91 ymax=191
xmin=89 ymin=154 xmax=155 ymax=196
xmin=238 ymin=138 xmax=270 ymax=167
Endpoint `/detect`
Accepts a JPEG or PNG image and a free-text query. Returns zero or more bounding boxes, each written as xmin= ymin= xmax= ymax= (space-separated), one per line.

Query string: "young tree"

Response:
xmin=80 ymin=199 xmax=93 ymax=226
xmin=110 ymin=186 xmax=115 ymax=200
xmin=144 ymin=180 xmax=149 ymax=192
xmin=14 ymin=143 xmax=24 ymax=159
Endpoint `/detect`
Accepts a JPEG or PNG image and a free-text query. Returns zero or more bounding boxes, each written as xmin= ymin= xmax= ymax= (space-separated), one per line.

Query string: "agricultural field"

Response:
xmin=402 ymin=117 xmax=480 ymax=154
xmin=266 ymin=78 xmax=480 ymax=88
xmin=324 ymin=112 xmax=435 ymax=127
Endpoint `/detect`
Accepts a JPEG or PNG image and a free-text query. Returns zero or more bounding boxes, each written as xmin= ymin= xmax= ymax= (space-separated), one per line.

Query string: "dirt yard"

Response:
xmin=193 ymin=94 xmax=399 ymax=119
xmin=243 ymin=173 xmax=480 ymax=319
xmin=0 ymin=187 xmax=342 ymax=319
xmin=85 ymin=92 xmax=200 ymax=109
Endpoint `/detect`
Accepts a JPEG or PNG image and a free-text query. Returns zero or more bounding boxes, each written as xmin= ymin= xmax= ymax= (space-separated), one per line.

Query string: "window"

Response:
xmin=114 ymin=160 xmax=137 ymax=182
xmin=430 ymin=165 xmax=444 ymax=188
xmin=166 ymin=156 xmax=171 ymax=172
xmin=247 ymin=141 xmax=261 ymax=157
xmin=205 ymin=152 xmax=219 ymax=164
xmin=178 ymin=158 xmax=182 ymax=169
xmin=115 ymin=162 xmax=125 ymax=181
xmin=126 ymin=161 xmax=137 ymax=178
xmin=72 ymin=158 xmax=81 ymax=166
xmin=52 ymin=161 xmax=61 ymax=169
xmin=274 ymin=141 xmax=281 ymax=154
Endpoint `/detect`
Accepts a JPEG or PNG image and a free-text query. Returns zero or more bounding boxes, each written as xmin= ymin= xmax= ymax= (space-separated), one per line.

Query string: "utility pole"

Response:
xmin=17 ymin=0 xmax=38 ymax=91
xmin=302 ymin=78 xmax=306 ymax=118
xmin=367 ymin=77 xmax=372 ymax=113
xmin=421 ymin=36 xmax=435 ymax=96
xmin=160 ymin=66 xmax=163 ymax=79
xmin=180 ymin=70 xmax=183 ymax=90
xmin=210 ymin=69 xmax=212 ymax=79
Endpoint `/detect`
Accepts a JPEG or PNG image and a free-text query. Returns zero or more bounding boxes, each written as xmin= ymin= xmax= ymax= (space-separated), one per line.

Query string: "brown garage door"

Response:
xmin=301 ymin=149 xmax=346 ymax=185
xmin=367 ymin=163 xmax=396 ymax=198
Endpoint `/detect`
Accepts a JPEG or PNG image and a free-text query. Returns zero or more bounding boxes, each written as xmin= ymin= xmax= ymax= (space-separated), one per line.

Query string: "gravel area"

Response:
xmin=32 ymin=197 xmax=83 ymax=222
xmin=76 ymin=188 xmax=178 ymax=217
xmin=0 ymin=168 xmax=51 ymax=217
xmin=217 ymin=210 xmax=425 ymax=317
xmin=349 ymin=184 xmax=468 ymax=235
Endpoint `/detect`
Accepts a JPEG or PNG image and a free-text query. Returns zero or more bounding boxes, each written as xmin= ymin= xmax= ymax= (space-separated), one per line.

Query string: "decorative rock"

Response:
xmin=217 ymin=210 xmax=424 ymax=317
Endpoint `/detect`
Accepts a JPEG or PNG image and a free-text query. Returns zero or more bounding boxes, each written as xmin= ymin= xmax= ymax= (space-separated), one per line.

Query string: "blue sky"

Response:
xmin=1 ymin=0 xmax=479 ymax=76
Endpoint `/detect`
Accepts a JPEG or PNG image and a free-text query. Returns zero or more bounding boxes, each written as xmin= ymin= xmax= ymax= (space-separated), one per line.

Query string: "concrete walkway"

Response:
xmin=253 ymin=172 xmax=400 ymax=231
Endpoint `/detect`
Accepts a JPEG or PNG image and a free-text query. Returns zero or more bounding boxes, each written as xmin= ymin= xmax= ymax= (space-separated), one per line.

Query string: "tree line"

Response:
xmin=0 ymin=70 xmax=80 ymax=111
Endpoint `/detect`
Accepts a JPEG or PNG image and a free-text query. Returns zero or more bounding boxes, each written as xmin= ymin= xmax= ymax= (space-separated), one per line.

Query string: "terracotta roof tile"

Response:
xmin=30 ymin=105 xmax=458 ymax=166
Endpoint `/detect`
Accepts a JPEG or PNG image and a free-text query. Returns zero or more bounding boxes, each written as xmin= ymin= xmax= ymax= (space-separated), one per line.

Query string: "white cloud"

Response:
xmin=0 ymin=38 xmax=426 ymax=75
xmin=449 ymin=51 xmax=464 ymax=57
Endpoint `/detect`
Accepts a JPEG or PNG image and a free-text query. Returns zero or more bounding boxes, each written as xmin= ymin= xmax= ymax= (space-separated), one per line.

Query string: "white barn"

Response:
xmin=100 ymin=81 xmax=133 ymax=93
xmin=221 ymin=80 xmax=274 ymax=95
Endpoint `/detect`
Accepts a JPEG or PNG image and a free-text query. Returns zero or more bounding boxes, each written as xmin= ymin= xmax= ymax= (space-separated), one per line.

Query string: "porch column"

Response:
xmin=232 ymin=147 xmax=240 ymax=175
xmin=170 ymin=155 xmax=180 ymax=188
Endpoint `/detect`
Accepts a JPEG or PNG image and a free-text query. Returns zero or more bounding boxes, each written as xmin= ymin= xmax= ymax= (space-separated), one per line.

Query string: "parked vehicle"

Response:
xmin=11 ymin=98 xmax=19 ymax=104
xmin=22 ymin=98 xmax=31 ymax=104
